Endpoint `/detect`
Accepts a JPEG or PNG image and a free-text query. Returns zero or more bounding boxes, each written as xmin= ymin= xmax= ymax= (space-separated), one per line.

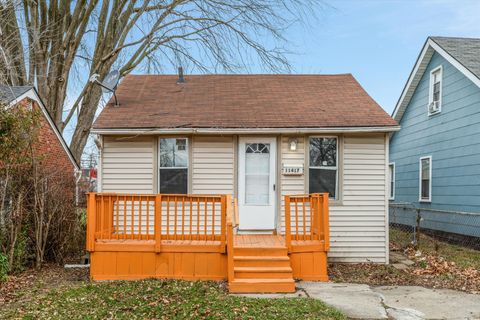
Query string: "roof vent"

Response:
xmin=177 ymin=67 xmax=185 ymax=83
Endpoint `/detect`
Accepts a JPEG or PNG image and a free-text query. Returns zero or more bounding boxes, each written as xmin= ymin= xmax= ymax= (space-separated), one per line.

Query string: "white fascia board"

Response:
xmin=392 ymin=39 xmax=431 ymax=120
xmin=9 ymin=88 xmax=80 ymax=172
xmin=429 ymin=40 xmax=480 ymax=88
xmin=91 ymin=126 xmax=401 ymax=135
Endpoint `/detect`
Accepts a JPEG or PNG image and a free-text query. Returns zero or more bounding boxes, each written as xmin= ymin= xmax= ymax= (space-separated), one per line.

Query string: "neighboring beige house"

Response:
xmin=91 ymin=73 xmax=399 ymax=264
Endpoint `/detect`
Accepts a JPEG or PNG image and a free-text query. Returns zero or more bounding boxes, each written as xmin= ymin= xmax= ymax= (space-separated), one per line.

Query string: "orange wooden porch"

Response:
xmin=86 ymin=193 xmax=330 ymax=293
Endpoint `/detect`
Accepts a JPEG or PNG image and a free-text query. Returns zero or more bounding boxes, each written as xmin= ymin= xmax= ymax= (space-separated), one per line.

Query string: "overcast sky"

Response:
xmin=283 ymin=0 xmax=480 ymax=113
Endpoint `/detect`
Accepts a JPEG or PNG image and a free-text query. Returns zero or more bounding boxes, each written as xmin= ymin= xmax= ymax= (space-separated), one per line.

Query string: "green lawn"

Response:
xmin=2 ymin=279 xmax=345 ymax=320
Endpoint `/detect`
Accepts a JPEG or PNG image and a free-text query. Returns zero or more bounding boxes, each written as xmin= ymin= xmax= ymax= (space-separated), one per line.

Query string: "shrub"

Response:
xmin=0 ymin=103 xmax=84 ymax=272
xmin=0 ymin=252 xmax=8 ymax=282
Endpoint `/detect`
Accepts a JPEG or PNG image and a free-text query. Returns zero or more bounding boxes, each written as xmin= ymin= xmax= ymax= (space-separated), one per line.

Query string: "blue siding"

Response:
xmin=390 ymin=52 xmax=480 ymax=221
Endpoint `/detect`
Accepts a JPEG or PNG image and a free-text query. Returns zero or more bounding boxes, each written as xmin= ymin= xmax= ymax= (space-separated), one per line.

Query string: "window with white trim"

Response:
xmin=309 ymin=137 xmax=338 ymax=199
xmin=389 ymin=163 xmax=395 ymax=200
xmin=419 ymin=156 xmax=432 ymax=202
xmin=428 ymin=66 xmax=442 ymax=115
xmin=159 ymin=138 xmax=188 ymax=194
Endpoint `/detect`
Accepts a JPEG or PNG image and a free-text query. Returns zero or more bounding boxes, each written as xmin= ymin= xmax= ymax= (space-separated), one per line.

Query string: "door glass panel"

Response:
xmin=245 ymin=143 xmax=270 ymax=204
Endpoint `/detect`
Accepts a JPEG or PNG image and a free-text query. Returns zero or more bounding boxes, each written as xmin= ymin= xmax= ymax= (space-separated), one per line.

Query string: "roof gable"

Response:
xmin=93 ymin=74 xmax=398 ymax=132
xmin=0 ymin=85 xmax=32 ymax=103
xmin=392 ymin=37 xmax=480 ymax=122
xmin=0 ymin=85 xmax=80 ymax=171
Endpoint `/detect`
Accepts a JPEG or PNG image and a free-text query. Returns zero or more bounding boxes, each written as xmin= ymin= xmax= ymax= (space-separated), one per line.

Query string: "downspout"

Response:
xmin=94 ymin=135 xmax=102 ymax=192
xmin=74 ymin=169 xmax=82 ymax=206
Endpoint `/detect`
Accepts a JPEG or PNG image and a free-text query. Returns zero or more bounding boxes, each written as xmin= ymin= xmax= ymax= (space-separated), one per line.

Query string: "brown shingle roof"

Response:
xmin=93 ymin=74 xmax=397 ymax=130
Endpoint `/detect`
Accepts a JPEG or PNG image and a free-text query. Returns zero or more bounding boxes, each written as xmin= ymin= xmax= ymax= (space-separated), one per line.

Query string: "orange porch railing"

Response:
xmin=284 ymin=193 xmax=330 ymax=251
xmin=86 ymin=193 xmax=229 ymax=253
xmin=87 ymin=193 xmax=329 ymax=255
xmin=226 ymin=195 xmax=235 ymax=282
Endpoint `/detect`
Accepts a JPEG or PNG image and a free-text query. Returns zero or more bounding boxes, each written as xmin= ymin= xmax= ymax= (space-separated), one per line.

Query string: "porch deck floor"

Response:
xmin=290 ymin=239 xmax=325 ymax=246
xmin=234 ymin=234 xmax=286 ymax=248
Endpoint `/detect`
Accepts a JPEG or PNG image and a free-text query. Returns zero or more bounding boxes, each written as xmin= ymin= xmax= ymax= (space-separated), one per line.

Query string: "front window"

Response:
xmin=159 ymin=138 xmax=188 ymax=194
xmin=389 ymin=163 xmax=395 ymax=200
xmin=419 ymin=156 xmax=431 ymax=202
xmin=309 ymin=137 xmax=338 ymax=198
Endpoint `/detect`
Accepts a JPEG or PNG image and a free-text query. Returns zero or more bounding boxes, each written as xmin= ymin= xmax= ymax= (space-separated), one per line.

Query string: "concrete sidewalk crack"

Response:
xmin=373 ymin=287 xmax=424 ymax=320
xmin=370 ymin=287 xmax=390 ymax=319
xmin=296 ymin=286 xmax=310 ymax=298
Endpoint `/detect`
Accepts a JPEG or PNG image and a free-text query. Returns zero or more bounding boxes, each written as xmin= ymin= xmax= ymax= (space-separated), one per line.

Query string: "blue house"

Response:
xmin=390 ymin=37 xmax=480 ymax=239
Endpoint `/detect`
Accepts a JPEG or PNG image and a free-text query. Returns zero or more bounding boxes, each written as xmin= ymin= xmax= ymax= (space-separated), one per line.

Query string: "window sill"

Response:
xmin=428 ymin=110 xmax=441 ymax=117
xmin=419 ymin=199 xmax=431 ymax=203
xmin=329 ymin=199 xmax=342 ymax=207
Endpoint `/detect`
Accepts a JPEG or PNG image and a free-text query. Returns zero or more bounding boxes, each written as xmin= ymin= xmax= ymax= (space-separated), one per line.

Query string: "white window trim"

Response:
xmin=158 ymin=137 xmax=189 ymax=193
xmin=419 ymin=156 xmax=432 ymax=203
xmin=428 ymin=65 xmax=442 ymax=116
xmin=389 ymin=162 xmax=395 ymax=200
xmin=308 ymin=136 xmax=339 ymax=200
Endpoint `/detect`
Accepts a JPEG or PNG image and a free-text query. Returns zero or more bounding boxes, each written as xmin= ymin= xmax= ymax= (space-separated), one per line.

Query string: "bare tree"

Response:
xmin=0 ymin=0 xmax=321 ymax=160
xmin=31 ymin=164 xmax=77 ymax=268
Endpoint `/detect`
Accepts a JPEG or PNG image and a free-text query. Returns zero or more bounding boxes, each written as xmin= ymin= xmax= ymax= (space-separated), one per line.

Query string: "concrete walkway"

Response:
xmin=297 ymin=282 xmax=480 ymax=320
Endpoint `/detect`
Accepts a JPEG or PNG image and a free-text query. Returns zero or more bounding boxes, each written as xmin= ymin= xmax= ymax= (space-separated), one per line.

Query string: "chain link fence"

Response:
xmin=389 ymin=203 xmax=480 ymax=251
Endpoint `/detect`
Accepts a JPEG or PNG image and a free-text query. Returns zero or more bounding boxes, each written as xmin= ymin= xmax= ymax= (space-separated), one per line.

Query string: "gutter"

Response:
xmin=91 ymin=126 xmax=401 ymax=135
xmin=75 ymin=169 xmax=82 ymax=207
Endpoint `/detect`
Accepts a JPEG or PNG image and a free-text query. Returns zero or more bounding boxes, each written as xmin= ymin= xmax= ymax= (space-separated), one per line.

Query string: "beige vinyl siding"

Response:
xmin=191 ymin=136 xmax=235 ymax=195
xmin=329 ymin=134 xmax=388 ymax=263
xmin=188 ymin=136 xmax=234 ymax=234
xmin=279 ymin=135 xmax=306 ymax=232
xmin=279 ymin=133 xmax=388 ymax=263
xmin=101 ymin=136 xmax=155 ymax=193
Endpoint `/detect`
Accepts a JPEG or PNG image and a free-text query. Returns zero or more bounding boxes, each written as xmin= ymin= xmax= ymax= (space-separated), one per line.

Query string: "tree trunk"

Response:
xmin=70 ymin=84 xmax=104 ymax=160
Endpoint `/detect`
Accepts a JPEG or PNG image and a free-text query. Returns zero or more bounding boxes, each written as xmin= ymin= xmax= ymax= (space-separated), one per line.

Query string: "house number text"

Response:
xmin=282 ymin=164 xmax=304 ymax=175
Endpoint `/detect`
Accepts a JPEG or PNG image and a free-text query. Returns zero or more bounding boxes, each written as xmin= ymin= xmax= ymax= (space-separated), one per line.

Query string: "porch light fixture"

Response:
xmin=289 ymin=138 xmax=298 ymax=151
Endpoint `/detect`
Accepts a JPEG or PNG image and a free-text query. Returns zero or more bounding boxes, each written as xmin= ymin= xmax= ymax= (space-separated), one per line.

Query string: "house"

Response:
xmin=87 ymin=73 xmax=398 ymax=293
xmin=390 ymin=36 xmax=480 ymax=241
xmin=0 ymin=85 xmax=81 ymax=198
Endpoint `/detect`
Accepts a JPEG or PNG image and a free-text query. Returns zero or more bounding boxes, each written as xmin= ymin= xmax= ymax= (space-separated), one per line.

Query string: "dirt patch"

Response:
xmin=0 ymin=264 xmax=89 ymax=305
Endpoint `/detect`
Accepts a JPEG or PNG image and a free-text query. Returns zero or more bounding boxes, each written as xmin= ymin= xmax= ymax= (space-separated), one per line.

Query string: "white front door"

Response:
xmin=238 ymin=137 xmax=276 ymax=230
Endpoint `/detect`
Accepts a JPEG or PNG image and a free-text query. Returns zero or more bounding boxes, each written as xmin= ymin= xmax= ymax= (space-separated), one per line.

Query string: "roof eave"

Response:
xmin=91 ymin=125 xmax=401 ymax=135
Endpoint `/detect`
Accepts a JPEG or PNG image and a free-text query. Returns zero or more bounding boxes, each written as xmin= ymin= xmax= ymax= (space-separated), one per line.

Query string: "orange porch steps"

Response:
xmin=228 ymin=236 xmax=295 ymax=293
